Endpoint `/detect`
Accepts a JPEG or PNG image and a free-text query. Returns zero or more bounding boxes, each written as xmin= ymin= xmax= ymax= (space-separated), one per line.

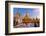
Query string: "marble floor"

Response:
xmin=14 ymin=23 xmax=39 ymax=28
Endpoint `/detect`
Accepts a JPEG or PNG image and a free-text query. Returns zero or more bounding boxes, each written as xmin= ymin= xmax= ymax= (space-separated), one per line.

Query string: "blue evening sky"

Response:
xmin=13 ymin=8 xmax=40 ymax=18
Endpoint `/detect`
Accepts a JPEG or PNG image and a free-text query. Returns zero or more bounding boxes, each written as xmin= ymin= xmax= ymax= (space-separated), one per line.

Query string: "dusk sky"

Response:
xmin=13 ymin=8 xmax=40 ymax=18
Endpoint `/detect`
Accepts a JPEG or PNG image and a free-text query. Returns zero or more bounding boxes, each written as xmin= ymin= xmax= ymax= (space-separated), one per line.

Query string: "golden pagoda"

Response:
xmin=22 ymin=12 xmax=32 ymax=24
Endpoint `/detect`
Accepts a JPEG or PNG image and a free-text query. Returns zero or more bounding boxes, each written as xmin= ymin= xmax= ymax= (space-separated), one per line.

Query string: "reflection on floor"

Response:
xmin=14 ymin=23 xmax=39 ymax=28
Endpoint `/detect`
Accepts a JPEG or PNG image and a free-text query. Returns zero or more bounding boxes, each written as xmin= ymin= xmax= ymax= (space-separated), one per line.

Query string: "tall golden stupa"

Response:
xmin=22 ymin=12 xmax=32 ymax=24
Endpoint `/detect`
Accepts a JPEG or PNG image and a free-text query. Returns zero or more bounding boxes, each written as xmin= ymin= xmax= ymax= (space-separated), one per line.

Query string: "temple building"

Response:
xmin=14 ymin=12 xmax=21 ymax=26
xmin=14 ymin=12 xmax=40 ymax=27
